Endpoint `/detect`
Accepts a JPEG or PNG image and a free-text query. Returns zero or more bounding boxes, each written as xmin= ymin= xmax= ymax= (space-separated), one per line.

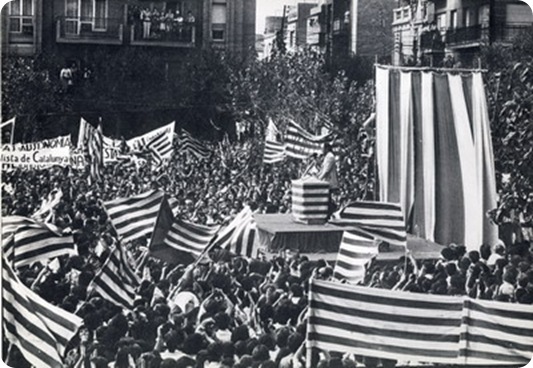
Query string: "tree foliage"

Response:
xmin=482 ymin=27 xmax=533 ymax=223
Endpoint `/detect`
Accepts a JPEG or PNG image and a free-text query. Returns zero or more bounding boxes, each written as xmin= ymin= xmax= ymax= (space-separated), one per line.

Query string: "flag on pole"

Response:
xmin=78 ymin=118 xmax=104 ymax=183
xmin=86 ymin=245 xmax=141 ymax=309
xmin=104 ymin=190 xmax=164 ymax=243
xmin=333 ymin=228 xmax=378 ymax=284
xmin=210 ymin=207 xmax=259 ymax=258
xmin=178 ymin=130 xmax=210 ymax=159
xmin=3 ymin=218 xmax=76 ymax=269
xmin=263 ymin=140 xmax=285 ymax=164
xmin=1 ymin=117 xmax=16 ymax=144
xmin=284 ymin=119 xmax=332 ymax=160
xmin=307 ymin=278 xmax=464 ymax=365
xmin=333 ymin=201 xmax=407 ymax=246
xmin=3 ymin=256 xmax=83 ymax=367
xmin=149 ymin=197 xmax=220 ymax=264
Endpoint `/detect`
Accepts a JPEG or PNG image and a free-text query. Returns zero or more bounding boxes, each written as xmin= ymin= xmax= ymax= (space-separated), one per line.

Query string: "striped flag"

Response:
xmin=143 ymin=131 xmax=174 ymax=167
xmin=32 ymin=187 xmax=63 ymax=222
xmin=333 ymin=229 xmax=378 ymax=284
xmin=178 ymin=129 xmax=210 ymax=159
xmin=307 ymin=278 xmax=464 ymax=365
xmin=263 ymin=139 xmax=285 ymax=164
xmin=3 ymin=256 xmax=83 ymax=367
xmin=165 ymin=219 xmax=219 ymax=258
xmin=1 ymin=216 xmax=36 ymax=245
xmin=86 ymin=245 xmax=140 ymax=310
xmin=79 ymin=118 xmax=104 ymax=183
xmin=104 ymin=190 xmax=164 ymax=243
xmin=333 ymin=201 xmax=407 ymax=246
xmin=284 ymin=119 xmax=332 ymax=160
xmin=149 ymin=197 xmax=219 ymax=264
xmin=459 ymin=299 xmax=533 ymax=366
xmin=3 ymin=218 xmax=76 ymax=269
xmin=211 ymin=207 xmax=259 ymax=258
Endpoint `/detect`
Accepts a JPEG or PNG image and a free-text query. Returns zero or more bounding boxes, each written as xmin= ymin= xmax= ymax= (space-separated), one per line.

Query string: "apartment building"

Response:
xmin=392 ymin=0 xmax=533 ymax=66
xmin=1 ymin=0 xmax=256 ymax=59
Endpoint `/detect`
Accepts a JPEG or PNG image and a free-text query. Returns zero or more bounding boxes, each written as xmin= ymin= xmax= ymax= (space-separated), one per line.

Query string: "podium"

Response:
xmin=292 ymin=177 xmax=329 ymax=225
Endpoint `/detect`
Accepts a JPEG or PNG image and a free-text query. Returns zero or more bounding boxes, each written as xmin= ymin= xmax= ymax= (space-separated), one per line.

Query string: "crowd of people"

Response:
xmin=2 ymin=135 xmax=532 ymax=368
xmin=128 ymin=6 xmax=195 ymax=42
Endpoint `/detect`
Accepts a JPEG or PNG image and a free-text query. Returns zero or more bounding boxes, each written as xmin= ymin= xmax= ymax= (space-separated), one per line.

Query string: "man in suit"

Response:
xmin=318 ymin=143 xmax=338 ymax=217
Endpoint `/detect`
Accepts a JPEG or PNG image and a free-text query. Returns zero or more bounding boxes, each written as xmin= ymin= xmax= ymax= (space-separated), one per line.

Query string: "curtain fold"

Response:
xmin=374 ymin=67 xmax=498 ymax=247
xmin=375 ymin=67 xmax=390 ymax=202
xmin=448 ymin=74 xmax=481 ymax=251
xmin=421 ymin=72 xmax=436 ymax=241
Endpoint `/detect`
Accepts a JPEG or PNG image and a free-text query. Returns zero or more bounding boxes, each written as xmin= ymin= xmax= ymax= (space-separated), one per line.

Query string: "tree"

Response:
xmin=482 ymin=27 xmax=533 ymax=224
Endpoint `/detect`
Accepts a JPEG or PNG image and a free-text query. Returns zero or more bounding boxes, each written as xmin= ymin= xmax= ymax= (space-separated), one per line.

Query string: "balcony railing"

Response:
xmin=129 ymin=21 xmax=196 ymax=47
xmin=445 ymin=24 xmax=483 ymax=46
xmin=445 ymin=24 xmax=531 ymax=47
xmin=56 ymin=16 xmax=124 ymax=44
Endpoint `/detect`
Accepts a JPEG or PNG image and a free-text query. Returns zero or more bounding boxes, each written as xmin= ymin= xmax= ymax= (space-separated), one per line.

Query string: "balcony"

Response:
xmin=56 ymin=16 xmax=124 ymax=45
xmin=420 ymin=30 xmax=445 ymax=52
xmin=445 ymin=24 xmax=531 ymax=48
xmin=445 ymin=24 xmax=484 ymax=47
xmin=129 ymin=22 xmax=196 ymax=48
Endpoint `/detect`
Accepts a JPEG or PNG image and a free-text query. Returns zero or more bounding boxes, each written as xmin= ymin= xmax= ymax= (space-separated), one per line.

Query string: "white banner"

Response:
xmin=126 ymin=121 xmax=175 ymax=154
xmin=2 ymin=136 xmax=72 ymax=169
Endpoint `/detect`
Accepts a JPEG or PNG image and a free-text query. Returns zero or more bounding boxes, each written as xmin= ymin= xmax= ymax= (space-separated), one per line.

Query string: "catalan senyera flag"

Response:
xmin=333 ymin=228 xmax=378 ymax=284
xmin=178 ymin=129 xmax=210 ymax=160
xmin=307 ymin=278 xmax=464 ymax=365
xmin=333 ymin=201 xmax=407 ymax=246
xmin=86 ymin=245 xmax=140 ymax=310
xmin=104 ymin=190 xmax=164 ymax=243
xmin=3 ymin=256 xmax=83 ymax=367
xmin=284 ymin=119 xmax=332 ymax=160
xmin=210 ymin=206 xmax=259 ymax=258
xmin=149 ymin=197 xmax=220 ymax=264
xmin=3 ymin=217 xmax=76 ymax=269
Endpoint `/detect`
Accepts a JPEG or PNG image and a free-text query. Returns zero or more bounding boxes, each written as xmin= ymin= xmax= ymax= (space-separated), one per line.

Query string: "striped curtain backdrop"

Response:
xmin=375 ymin=66 xmax=498 ymax=250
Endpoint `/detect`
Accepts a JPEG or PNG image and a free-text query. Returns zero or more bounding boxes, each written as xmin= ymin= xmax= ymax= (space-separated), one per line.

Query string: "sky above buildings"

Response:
xmin=256 ymin=0 xmax=319 ymax=34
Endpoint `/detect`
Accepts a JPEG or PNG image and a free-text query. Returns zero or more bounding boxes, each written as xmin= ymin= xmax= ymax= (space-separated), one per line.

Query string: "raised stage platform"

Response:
xmin=254 ymin=214 xmax=445 ymax=261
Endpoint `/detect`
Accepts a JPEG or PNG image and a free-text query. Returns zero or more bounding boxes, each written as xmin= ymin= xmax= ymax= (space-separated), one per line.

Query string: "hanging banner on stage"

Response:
xmin=2 ymin=136 xmax=71 ymax=169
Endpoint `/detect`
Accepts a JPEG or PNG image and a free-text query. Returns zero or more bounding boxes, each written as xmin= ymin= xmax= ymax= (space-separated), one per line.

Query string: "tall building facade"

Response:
xmin=1 ymin=0 xmax=256 ymax=59
xmin=302 ymin=0 xmax=394 ymax=59
xmin=392 ymin=0 xmax=533 ymax=66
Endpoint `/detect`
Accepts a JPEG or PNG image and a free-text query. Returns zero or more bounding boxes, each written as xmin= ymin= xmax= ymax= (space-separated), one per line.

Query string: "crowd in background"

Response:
xmin=2 ymin=136 xmax=532 ymax=368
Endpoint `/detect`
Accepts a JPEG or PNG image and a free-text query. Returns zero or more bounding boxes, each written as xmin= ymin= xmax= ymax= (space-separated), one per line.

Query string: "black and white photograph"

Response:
xmin=1 ymin=0 xmax=533 ymax=367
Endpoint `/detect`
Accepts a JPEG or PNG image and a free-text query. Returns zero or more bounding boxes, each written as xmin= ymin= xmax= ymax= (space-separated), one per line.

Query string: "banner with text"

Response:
xmin=2 ymin=136 xmax=71 ymax=169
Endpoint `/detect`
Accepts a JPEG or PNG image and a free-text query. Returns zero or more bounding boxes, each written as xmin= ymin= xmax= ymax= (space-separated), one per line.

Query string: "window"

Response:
xmin=450 ymin=10 xmax=457 ymax=29
xmin=437 ymin=13 xmax=447 ymax=30
xmin=212 ymin=29 xmax=224 ymax=40
xmin=64 ymin=0 xmax=108 ymax=34
xmin=464 ymin=8 xmax=472 ymax=27
xmin=9 ymin=0 xmax=33 ymax=34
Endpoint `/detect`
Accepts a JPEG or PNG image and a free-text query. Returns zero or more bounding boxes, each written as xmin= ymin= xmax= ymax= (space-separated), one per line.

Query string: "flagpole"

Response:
xmin=10 ymin=118 xmax=15 ymax=145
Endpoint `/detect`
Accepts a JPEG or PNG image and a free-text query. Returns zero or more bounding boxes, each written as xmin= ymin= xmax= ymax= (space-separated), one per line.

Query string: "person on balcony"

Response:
xmin=174 ymin=10 xmax=184 ymax=40
xmin=141 ymin=8 xmax=151 ymax=39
